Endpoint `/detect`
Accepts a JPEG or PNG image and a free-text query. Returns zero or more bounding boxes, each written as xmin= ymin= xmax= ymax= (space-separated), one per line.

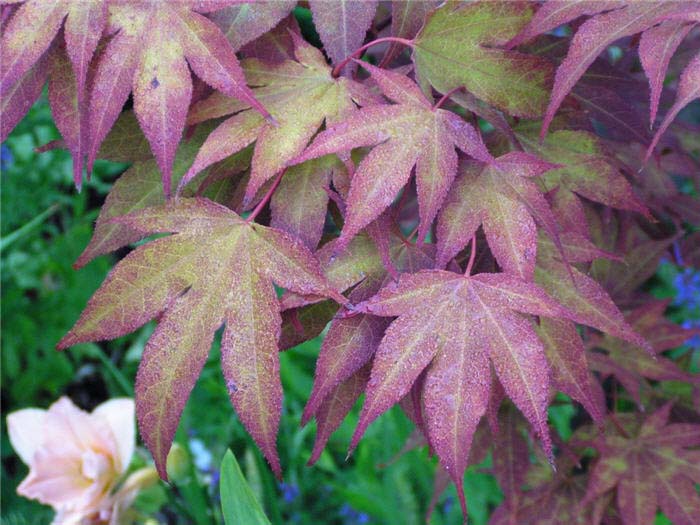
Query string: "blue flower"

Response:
xmin=339 ymin=503 xmax=370 ymax=524
xmin=1 ymin=144 xmax=13 ymax=171
xmin=443 ymin=495 xmax=454 ymax=515
xmin=672 ymin=268 xmax=700 ymax=310
xmin=210 ymin=469 xmax=220 ymax=490
xmin=682 ymin=319 xmax=700 ymax=348
xmin=188 ymin=438 xmax=213 ymax=472
xmin=279 ymin=482 xmax=299 ymax=503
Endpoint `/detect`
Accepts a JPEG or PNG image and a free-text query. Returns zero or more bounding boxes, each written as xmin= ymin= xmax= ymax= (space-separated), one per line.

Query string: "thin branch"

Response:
xmin=465 ymin=235 xmax=477 ymax=276
xmin=433 ymin=86 xmax=464 ymax=111
xmin=245 ymin=169 xmax=286 ymax=224
xmin=332 ymin=37 xmax=415 ymax=78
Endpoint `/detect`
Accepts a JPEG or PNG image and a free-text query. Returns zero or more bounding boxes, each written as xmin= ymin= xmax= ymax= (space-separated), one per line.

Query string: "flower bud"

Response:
xmin=166 ymin=443 xmax=190 ymax=482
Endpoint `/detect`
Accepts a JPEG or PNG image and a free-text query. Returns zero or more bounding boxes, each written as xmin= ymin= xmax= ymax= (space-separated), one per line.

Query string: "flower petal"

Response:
xmin=93 ymin=398 xmax=135 ymax=473
xmin=7 ymin=408 xmax=48 ymax=465
xmin=17 ymin=449 xmax=86 ymax=507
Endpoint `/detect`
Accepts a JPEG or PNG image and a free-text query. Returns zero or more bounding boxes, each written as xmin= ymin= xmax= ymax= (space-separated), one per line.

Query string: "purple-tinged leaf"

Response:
xmin=294 ymin=63 xmax=491 ymax=251
xmin=210 ymin=0 xmax=295 ymax=52
xmin=542 ymin=2 xmax=700 ymax=138
xmin=308 ymin=365 xmax=370 ymax=466
xmin=271 ymin=157 xmax=336 ymax=250
xmin=507 ymin=1 xmax=626 ymax=49
xmin=48 ymin=46 xmax=86 ymax=190
xmin=383 ymin=1 xmax=439 ymax=66
xmin=413 ymin=1 xmax=553 ymax=118
xmin=86 ymin=1 xmax=269 ymax=194
xmin=0 ymin=1 xmax=66 ymax=97
xmin=639 ymin=20 xmax=693 ymax=126
xmin=436 ymin=156 xmax=560 ymax=279
xmin=351 ymin=269 xmax=572 ymax=499
xmin=309 ymin=0 xmax=378 ymax=76
xmin=583 ymin=406 xmax=700 ymax=525
xmin=183 ymin=37 xmax=366 ymax=202
xmin=0 ymin=52 xmax=48 ymax=142
xmin=647 ymin=51 xmax=700 ymax=158
xmin=60 ymin=198 xmax=341 ymax=478
xmin=133 ymin=12 xmax=192 ymax=197
xmin=536 ymin=318 xmax=605 ymax=422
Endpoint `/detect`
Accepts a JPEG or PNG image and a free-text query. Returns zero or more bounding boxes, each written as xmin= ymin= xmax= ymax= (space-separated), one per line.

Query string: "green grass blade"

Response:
xmin=220 ymin=449 xmax=271 ymax=525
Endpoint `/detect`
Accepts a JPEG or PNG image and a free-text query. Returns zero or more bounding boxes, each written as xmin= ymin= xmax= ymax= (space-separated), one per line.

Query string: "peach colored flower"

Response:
xmin=7 ymin=397 xmax=157 ymax=525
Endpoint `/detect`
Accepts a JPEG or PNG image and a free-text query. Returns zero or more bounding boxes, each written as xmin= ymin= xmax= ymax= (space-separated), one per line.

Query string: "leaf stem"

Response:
xmin=465 ymin=235 xmax=477 ymax=276
xmin=87 ymin=343 xmax=134 ymax=396
xmin=245 ymin=169 xmax=286 ymax=224
xmin=331 ymin=37 xmax=415 ymax=78
xmin=433 ymin=86 xmax=464 ymax=111
xmin=405 ymin=224 xmax=420 ymax=243
xmin=609 ymin=412 xmax=631 ymax=439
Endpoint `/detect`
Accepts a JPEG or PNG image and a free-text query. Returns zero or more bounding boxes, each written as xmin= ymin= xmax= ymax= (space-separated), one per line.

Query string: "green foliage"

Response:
xmin=220 ymin=449 xmax=271 ymax=525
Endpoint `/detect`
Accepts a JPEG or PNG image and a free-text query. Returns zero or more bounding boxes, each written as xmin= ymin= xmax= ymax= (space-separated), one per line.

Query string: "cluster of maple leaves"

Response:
xmin=3 ymin=1 xmax=700 ymax=523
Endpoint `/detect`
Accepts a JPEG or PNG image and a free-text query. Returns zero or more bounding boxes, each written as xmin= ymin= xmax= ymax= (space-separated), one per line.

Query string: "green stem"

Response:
xmin=0 ymin=203 xmax=61 ymax=252
xmin=89 ymin=343 xmax=134 ymax=396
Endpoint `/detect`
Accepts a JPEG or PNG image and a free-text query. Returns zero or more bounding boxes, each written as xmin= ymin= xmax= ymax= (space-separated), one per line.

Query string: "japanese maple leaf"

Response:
xmin=293 ymin=61 xmax=493 ymax=251
xmin=507 ymin=0 xmax=700 ymax=138
xmin=179 ymin=32 xmax=374 ymax=205
xmin=209 ymin=1 xmax=296 ymax=52
xmin=0 ymin=0 xmax=107 ymax=186
xmin=534 ymin=231 xmax=651 ymax=351
xmin=351 ymin=269 xmax=575 ymax=516
xmin=303 ymin=232 xmax=435 ymax=455
xmin=490 ymin=455 xmax=599 ymax=525
xmin=436 ymin=153 xmax=562 ymax=279
xmin=613 ymin=142 xmax=700 ymax=225
xmin=309 ymin=0 xmax=378 ymax=76
xmin=73 ymin=117 xmax=227 ymax=267
xmin=588 ymin=300 xmax=700 ymax=406
xmin=511 ymin=123 xmax=649 ymax=235
xmin=0 ymin=0 xmax=107 ymax=102
xmin=85 ymin=0 xmax=269 ymax=196
xmin=588 ymin=214 xmax=677 ymax=302
xmin=58 ymin=198 xmax=344 ymax=478
xmin=382 ymin=1 xmax=440 ymax=67
xmin=582 ymin=403 xmax=700 ymax=525
xmin=412 ymin=1 xmax=553 ymax=118
xmin=0 ymin=49 xmax=48 ymax=143
xmin=536 ymin=317 xmax=606 ymax=423
xmin=646 ymin=51 xmax=700 ymax=158
xmin=270 ymin=155 xmax=340 ymax=250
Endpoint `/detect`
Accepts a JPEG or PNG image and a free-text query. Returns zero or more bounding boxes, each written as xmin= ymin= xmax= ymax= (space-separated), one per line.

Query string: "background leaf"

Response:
xmin=220 ymin=449 xmax=272 ymax=525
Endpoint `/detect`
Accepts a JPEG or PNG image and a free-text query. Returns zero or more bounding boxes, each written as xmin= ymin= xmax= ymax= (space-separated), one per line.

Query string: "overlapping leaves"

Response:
xmin=4 ymin=2 xmax=698 ymax=524
xmin=59 ymin=198 xmax=343 ymax=477
xmin=294 ymin=62 xmax=492 ymax=248
xmin=582 ymin=404 xmax=700 ymax=525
